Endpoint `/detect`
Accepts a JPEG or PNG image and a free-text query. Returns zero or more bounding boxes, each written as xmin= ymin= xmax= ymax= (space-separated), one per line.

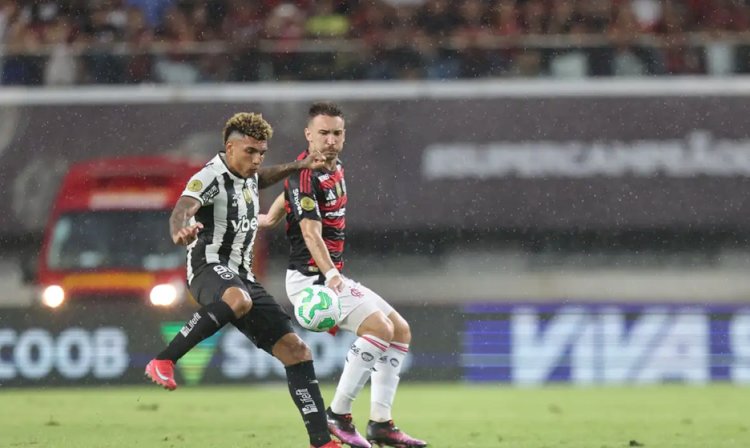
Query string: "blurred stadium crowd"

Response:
xmin=1 ymin=0 xmax=749 ymax=84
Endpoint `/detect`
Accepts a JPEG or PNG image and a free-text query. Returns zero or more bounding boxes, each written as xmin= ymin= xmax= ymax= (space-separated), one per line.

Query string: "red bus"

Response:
xmin=36 ymin=156 xmax=206 ymax=308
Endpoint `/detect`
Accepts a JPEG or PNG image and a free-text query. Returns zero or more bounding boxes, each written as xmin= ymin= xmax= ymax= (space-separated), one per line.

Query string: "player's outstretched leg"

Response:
xmin=145 ymin=299 xmax=238 ymax=390
xmin=366 ymin=420 xmax=427 ymax=448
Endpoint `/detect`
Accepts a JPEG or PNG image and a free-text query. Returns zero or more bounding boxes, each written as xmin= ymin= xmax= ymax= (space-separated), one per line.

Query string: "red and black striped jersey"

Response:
xmin=284 ymin=150 xmax=347 ymax=276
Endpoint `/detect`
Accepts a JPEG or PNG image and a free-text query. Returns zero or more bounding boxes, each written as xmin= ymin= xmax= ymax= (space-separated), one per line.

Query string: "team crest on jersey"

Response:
xmin=336 ymin=182 xmax=343 ymax=197
xmin=301 ymin=196 xmax=316 ymax=211
xmin=187 ymin=179 xmax=203 ymax=192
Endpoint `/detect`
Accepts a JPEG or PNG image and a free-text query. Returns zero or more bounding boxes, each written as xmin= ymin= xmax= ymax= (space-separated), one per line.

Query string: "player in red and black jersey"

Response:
xmin=284 ymin=148 xmax=347 ymax=276
xmin=263 ymin=102 xmax=427 ymax=448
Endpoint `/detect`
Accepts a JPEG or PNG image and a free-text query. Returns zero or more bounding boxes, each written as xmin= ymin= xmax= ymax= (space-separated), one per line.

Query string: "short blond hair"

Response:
xmin=223 ymin=112 xmax=273 ymax=143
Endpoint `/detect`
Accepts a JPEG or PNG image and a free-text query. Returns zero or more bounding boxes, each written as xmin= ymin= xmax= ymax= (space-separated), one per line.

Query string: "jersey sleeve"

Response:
xmin=286 ymin=168 xmax=321 ymax=221
xmin=181 ymin=168 xmax=220 ymax=205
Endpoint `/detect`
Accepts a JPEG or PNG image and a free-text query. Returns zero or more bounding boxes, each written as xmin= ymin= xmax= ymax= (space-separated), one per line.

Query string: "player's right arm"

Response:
xmin=169 ymin=197 xmax=202 ymax=245
xmin=171 ymin=168 xmax=219 ymax=246
xmin=299 ymin=218 xmax=343 ymax=293
xmin=287 ymin=168 xmax=344 ymax=293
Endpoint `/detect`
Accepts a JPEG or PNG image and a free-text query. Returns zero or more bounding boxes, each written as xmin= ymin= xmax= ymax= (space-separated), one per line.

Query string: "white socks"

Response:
xmin=370 ymin=341 xmax=408 ymax=422
xmin=330 ymin=335 xmax=389 ymax=415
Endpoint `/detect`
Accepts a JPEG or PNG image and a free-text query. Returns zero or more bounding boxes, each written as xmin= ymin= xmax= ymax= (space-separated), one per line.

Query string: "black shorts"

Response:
xmin=189 ymin=264 xmax=293 ymax=354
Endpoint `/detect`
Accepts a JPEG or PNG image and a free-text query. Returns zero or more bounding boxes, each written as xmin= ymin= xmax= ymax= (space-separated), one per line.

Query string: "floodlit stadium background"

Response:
xmin=1 ymin=2 xmax=750 ymax=441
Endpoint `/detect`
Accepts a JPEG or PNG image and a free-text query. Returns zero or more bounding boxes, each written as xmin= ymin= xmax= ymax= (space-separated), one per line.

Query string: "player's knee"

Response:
xmin=289 ymin=338 xmax=312 ymax=363
xmin=359 ymin=312 xmax=394 ymax=342
xmin=389 ymin=312 xmax=411 ymax=342
xmin=222 ymin=287 xmax=253 ymax=318
xmin=392 ymin=316 xmax=411 ymax=343
xmin=274 ymin=334 xmax=312 ymax=364
xmin=381 ymin=319 xmax=395 ymax=341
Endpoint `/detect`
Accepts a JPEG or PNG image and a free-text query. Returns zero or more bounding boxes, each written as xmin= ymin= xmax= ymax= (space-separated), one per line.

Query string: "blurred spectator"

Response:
xmin=656 ymin=1 xmax=704 ymax=75
xmin=43 ymin=17 xmax=77 ymax=85
xmin=123 ymin=6 xmax=154 ymax=83
xmin=221 ymin=0 xmax=263 ymax=81
xmin=82 ymin=2 xmax=126 ymax=83
xmin=609 ymin=1 xmax=650 ymax=76
xmin=453 ymin=0 xmax=495 ymax=78
xmin=304 ymin=0 xmax=349 ymax=38
xmin=224 ymin=0 xmax=264 ymax=42
xmin=0 ymin=0 xmax=17 ymax=42
xmin=702 ymin=0 xmax=750 ymax=33
xmin=578 ymin=0 xmax=614 ymax=33
xmin=490 ymin=0 xmax=521 ymax=36
xmin=125 ymin=0 xmax=174 ymax=28
xmin=379 ymin=4 xmax=428 ymax=79
xmin=153 ymin=5 xmax=199 ymax=83
xmin=264 ymin=2 xmax=305 ymax=40
xmin=417 ymin=0 xmax=459 ymax=78
xmin=486 ymin=0 xmax=521 ymax=76
xmin=264 ymin=3 xmax=306 ymax=80
xmin=630 ymin=0 xmax=662 ymax=31
xmin=418 ymin=0 xmax=457 ymax=38
xmin=547 ymin=0 xmax=576 ymax=34
xmin=2 ymin=7 xmax=43 ymax=85
xmin=520 ymin=0 xmax=546 ymax=34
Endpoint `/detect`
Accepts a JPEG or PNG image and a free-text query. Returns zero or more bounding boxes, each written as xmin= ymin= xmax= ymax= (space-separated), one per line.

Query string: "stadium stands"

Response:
xmin=1 ymin=0 xmax=750 ymax=84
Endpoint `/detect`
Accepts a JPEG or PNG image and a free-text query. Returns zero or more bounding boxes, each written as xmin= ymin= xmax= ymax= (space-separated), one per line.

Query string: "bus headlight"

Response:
xmin=149 ymin=283 xmax=179 ymax=306
xmin=41 ymin=285 xmax=65 ymax=308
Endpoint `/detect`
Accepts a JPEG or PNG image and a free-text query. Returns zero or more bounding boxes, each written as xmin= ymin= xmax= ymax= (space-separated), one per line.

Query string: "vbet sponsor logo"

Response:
xmin=462 ymin=304 xmax=750 ymax=384
xmin=230 ymin=215 xmax=257 ymax=232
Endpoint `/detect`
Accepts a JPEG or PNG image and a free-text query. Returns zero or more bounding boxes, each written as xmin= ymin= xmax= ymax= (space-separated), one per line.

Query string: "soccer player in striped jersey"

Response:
xmin=262 ymin=102 xmax=427 ymax=448
xmin=144 ymin=112 xmax=341 ymax=448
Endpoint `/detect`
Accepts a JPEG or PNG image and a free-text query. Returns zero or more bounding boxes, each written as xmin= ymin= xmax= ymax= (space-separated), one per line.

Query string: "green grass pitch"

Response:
xmin=3 ymin=383 xmax=749 ymax=447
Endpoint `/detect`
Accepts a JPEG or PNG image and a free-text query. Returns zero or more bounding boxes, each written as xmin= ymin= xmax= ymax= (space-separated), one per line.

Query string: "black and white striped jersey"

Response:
xmin=180 ymin=153 xmax=260 ymax=283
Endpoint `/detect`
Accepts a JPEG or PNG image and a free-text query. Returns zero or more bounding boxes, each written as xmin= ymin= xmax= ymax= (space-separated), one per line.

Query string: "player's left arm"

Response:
xmin=257 ymin=152 xmax=325 ymax=189
xmin=259 ymin=192 xmax=285 ymax=228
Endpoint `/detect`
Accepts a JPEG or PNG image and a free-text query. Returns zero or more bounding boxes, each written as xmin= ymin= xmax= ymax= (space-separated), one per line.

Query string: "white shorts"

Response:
xmin=286 ymin=269 xmax=395 ymax=333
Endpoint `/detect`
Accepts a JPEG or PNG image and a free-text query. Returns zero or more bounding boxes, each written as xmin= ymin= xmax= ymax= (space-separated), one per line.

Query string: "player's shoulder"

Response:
xmin=184 ymin=155 xmax=222 ymax=194
xmin=193 ymin=154 xmax=224 ymax=179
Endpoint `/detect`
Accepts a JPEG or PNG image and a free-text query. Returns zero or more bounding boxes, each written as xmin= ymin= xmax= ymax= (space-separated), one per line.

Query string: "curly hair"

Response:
xmin=223 ymin=112 xmax=274 ymax=144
